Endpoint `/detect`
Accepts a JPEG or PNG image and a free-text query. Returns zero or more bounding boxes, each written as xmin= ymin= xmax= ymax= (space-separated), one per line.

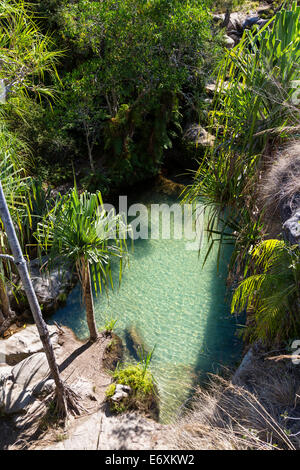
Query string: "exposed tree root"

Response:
xmin=54 ymin=384 xmax=85 ymax=422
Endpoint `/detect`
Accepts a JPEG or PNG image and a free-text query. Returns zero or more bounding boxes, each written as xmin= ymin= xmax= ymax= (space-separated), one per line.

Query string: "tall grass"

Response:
xmin=183 ymin=2 xmax=300 ymax=275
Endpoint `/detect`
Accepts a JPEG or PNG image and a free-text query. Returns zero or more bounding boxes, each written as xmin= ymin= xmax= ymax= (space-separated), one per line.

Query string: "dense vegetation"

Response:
xmin=7 ymin=0 xmax=220 ymax=193
xmin=1 ymin=0 xmax=300 ymax=430
xmin=185 ymin=1 xmax=300 ymax=345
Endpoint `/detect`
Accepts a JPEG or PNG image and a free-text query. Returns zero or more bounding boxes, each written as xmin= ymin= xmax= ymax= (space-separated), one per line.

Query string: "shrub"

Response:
xmin=106 ymin=362 xmax=159 ymax=418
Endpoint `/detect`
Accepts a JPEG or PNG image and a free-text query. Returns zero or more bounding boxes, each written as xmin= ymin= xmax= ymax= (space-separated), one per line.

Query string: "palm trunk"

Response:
xmin=0 ymin=181 xmax=67 ymax=414
xmin=82 ymin=261 xmax=98 ymax=342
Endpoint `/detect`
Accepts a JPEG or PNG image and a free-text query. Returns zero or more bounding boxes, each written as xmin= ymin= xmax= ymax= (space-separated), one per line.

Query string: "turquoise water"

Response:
xmin=52 ymin=189 xmax=241 ymax=422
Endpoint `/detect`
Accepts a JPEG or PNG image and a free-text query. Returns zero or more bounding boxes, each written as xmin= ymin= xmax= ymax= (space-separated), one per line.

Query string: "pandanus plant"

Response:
xmin=231 ymin=239 xmax=300 ymax=344
xmin=36 ymin=187 xmax=131 ymax=342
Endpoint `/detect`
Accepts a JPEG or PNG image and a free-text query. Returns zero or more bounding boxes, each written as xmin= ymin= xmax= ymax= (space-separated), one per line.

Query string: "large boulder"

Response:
xmin=0 ymin=352 xmax=52 ymax=415
xmin=0 ymin=325 xmax=59 ymax=366
xmin=15 ymin=257 xmax=75 ymax=316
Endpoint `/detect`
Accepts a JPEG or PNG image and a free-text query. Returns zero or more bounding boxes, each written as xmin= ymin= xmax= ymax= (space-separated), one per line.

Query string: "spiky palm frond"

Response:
xmin=35 ymin=187 xmax=131 ymax=294
xmin=232 ymin=239 xmax=300 ymax=343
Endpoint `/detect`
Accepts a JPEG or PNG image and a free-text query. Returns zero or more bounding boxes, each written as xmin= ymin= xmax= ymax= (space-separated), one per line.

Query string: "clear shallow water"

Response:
xmin=52 ymin=189 xmax=242 ymax=422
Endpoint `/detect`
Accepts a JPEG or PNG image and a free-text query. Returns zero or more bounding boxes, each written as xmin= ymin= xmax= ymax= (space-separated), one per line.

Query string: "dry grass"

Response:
xmin=173 ymin=357 xmax=300 ymax=450
xmin=260 ymin=142 xmax=300 ymax=220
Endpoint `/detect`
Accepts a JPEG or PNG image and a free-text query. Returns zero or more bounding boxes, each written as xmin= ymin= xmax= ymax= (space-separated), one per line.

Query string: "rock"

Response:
xmin=242 ymin=16 xmax=269 ymax=30
xmin=0 ymin=353 xmax=52 ymax=415
xmin=205 ymin=81 xmax=230 ymax=96
xmin=183 ymin=124 xmax=215 ymax=148
xmin=0 ymin=325 xmax=59 ymax=366
xmin=0 ymin=380 xmax=33 ymax=415
xmin=111 ymin=384 xmax=132 ymax=403
xmin=283 ymin=209 xmax=300 ymax=245
xmin=232 ymin=347 xmax=254 ymax=386
xmin=32 ymin=379 xmax=55 ymax=397
xmin=0 ymin=365 xmax=12 ymax=382
xmin=44 ymin=410 xmax=169 ymax=450
xmin=224 ymin=34 xmax=235 ymax=49
xmin=227 ymin=12 xmax=248 ymax=33
xmin=15 ymin=257 xmax=75 ymax=316
xmin=11 ymin=352 xmax=51 ymax=389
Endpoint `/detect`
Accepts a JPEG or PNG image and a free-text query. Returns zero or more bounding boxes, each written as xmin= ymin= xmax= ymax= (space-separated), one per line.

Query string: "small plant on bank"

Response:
xmin=105 ymin=353 xmax=159 ymax=418
xmin=137 ymin=345 xmax=156 ymax=378
xmin=101 ymin=316 xmax=118 ymax=336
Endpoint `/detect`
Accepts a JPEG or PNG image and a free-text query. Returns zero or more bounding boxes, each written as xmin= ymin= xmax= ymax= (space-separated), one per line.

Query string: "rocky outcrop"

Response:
xmin=0 ymin=325 xmax=60 ymax=366
xmin=110 ymin=384 xmax=132 ymax=403
xmin=212 ymin=9 xmax=272 ymax=49
xmin=44 ymin=410 xmax=169 ymax=450
xmin=0 ymin=352 xmax=53 ymax=415
xmin=283 ymin=208 xmax=300 ymax=246
xmin=12 ymin=257 xmax=76 ymax=317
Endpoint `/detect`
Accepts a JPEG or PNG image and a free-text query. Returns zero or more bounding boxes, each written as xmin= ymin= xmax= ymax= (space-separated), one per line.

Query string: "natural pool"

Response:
xmin=52 ymin=188 xmax=242 ymax=422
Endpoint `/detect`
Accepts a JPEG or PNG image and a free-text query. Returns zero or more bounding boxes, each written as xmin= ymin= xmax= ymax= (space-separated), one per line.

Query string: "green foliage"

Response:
xmin=213 ymin=2 xmax=300 ymax=156
xmin=232 ymin=240 xmax=300 ymax=344
xmin=101 ymin=315 xmax=118 ymax=334
xmin=184 ymin=3 xmax=300 ymax=274
xmin=112 ymin=363 xmax=154 ymax=395
xmin=105 ymin=383 xmax=116 ymax=399
xmin=106 ymin=346 xmax=157 ymax=416
xmin=35 ymin=186 xmax=131 ymax=293
xmin=137 ymin=345 xmax=156 ymax=378
xmin=29 ymin=0 xmax=220 ymax=187
xmin=0 ymin=0 xmax=62 ymax=107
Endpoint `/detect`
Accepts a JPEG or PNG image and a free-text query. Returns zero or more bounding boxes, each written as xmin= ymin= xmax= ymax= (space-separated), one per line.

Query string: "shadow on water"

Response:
xmin=185 ymin=244 xmax=243 ymax=407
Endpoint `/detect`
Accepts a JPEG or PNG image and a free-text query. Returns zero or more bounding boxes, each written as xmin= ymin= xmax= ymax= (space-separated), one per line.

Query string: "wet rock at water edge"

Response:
xmin=12 ymin=257 xmax=76 ymax=316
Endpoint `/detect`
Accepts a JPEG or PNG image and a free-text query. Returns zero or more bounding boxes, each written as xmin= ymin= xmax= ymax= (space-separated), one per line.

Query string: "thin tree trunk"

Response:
xmin=83 ymin=120 xmax=95 ymax=172
xmin=0 ymin=270 xmax=11 ymax=318
xmin=83 ymin=260 xmax=98 ymax=342
xmin=0 ymin=181 xmax=67 ymax=413
xmin=0 ymin=243 xmax=11 ymax=318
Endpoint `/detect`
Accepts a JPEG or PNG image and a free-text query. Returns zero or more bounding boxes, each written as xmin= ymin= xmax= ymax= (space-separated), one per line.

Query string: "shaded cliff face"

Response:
xmin=260 ymin=143 xmax=300 ymax=245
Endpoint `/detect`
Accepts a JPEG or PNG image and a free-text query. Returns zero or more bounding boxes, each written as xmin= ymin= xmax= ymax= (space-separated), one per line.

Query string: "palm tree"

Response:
xmin=231 ymin=239 xmax=300 ymax=344
xmin=0 ymin=0 xmax=76 ymax=418
xmin=0 ymin=180 xmax=74 ymax=416
xmin=36 ymin=187 xmax=130 ymax=342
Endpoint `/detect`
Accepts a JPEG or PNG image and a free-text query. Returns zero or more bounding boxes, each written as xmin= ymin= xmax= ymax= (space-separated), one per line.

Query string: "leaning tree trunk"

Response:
xmin=0 ymin=181 xmax=67 ymax=414
xmin=82 ymin=260 xmax=98 ymax=342
xmin=0 ymin=242 xmax=12 ymax=318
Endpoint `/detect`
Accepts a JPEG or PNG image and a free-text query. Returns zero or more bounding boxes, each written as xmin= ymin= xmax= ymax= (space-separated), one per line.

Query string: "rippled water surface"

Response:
xmin=52 ymin=189 xmax=242 ymax=422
